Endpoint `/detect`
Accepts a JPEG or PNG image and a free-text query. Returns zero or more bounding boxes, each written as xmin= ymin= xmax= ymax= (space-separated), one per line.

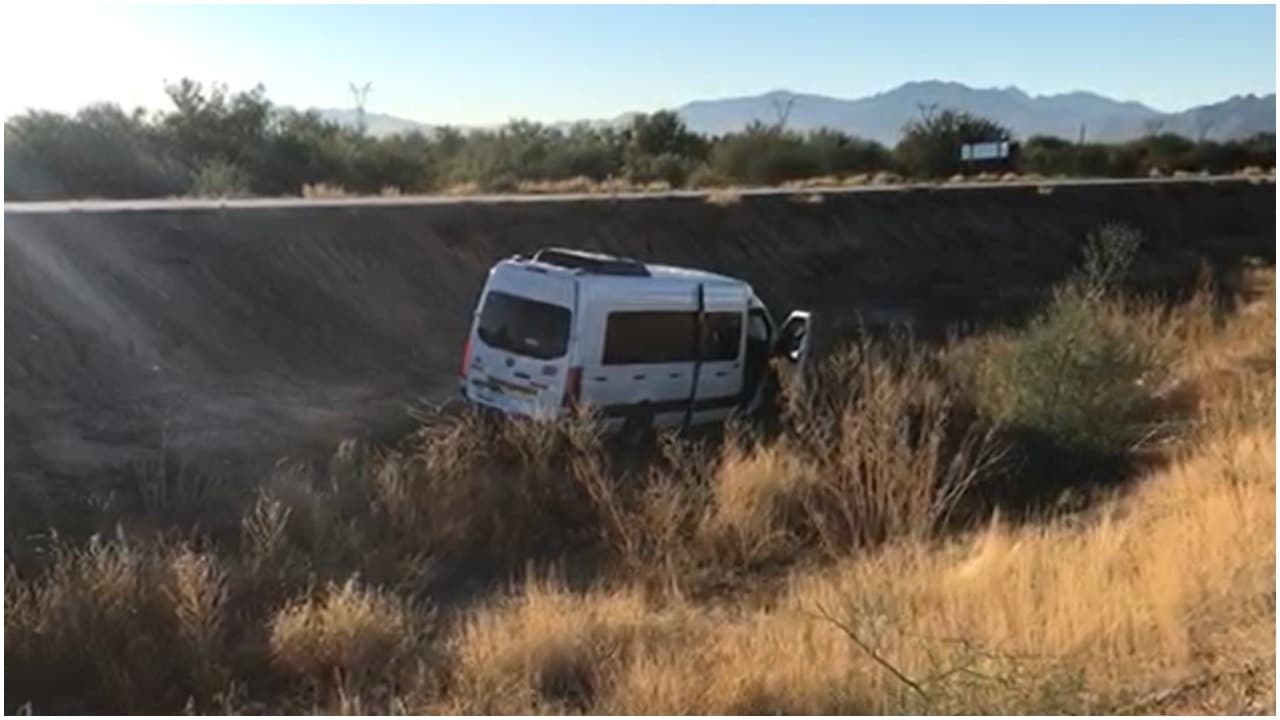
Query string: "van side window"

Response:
xmin=603 ymin=311 xmax=743 ymax=365
xmin=603 ymin=311 xmax=696 ymax=364
xmin=703 ymin=313 xmax=743 ymax=361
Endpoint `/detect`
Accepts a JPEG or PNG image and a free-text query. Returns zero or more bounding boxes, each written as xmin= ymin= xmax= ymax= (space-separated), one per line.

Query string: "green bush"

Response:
xmin=952 ymin=225 xmax=1169 ymax=455
xmin=709 ymin=124 xmax=822 ymax=186
xmin=895 ymin=109 xmax=1012 ymax=178
xmin=190 ymin=160 xmax=250 ymax=198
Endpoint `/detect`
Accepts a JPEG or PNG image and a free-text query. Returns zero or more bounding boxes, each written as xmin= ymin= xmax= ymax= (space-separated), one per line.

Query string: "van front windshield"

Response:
xmin=476 ymin=290 xmax=571 ymax=360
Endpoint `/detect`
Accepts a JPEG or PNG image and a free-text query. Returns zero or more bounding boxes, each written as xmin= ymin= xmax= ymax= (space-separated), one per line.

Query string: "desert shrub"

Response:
xmin=268 ymin=577 xmax=428 ymax=692
xmin=191 ymin=159 xmax=251 ymax=197
xmin=696 ymin=442 xmax=817 ymax=568
xmin=370 ymin=410 xmax=605 ymax=571
xmin=952 ymin=225 xmax=1171 ymax=456
xmin=686 ymin=163 xmax=729 ymax=189
xmin=440 ymin=578 xmax=700 ymax=714
xmin=167 ymin=549 xmax=231 ymax=699
xmin=781 ymin=336 xmax=1005 ymax=554
xmin=575 ymin=336 xmax=1004 ymax=590
xmin=4 ymin=104 xmax=188 ymax=200
xmin=895 ymin=109 xmax=1012 ymax=179
xmin=4 ymin=534 xmax=230 ymax=713
xmin=574 ymin=432 xmax=720 ymax=592
xmin=625 ymin=151 xmax=698 ymax=187
xmin=300 ymin=182 xmax=349 ymax=198
xmin=709 ymin=125 xmax=822 ymax=186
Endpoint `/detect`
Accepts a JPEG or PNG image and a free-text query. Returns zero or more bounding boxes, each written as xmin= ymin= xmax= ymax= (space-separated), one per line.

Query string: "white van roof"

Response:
xmin=499 ymin=247 xmax=747 ymax=289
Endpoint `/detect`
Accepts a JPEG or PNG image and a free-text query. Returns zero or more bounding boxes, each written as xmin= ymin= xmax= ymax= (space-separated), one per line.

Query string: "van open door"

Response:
xmin=774 ymin=310 xmax=813 ymax=394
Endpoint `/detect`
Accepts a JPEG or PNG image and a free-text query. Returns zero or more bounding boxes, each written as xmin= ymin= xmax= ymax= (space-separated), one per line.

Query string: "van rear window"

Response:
xmin=476 ymin=290 xmax=571 ymax=360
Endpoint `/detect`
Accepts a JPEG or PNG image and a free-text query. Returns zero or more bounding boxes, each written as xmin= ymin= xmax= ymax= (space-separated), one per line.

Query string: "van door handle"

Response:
xmin=514 ymin=371 xmax=531 ymax=380
xmin=633 ymin=373 xmax=647 ymax=380
xmin=668 ymin=372 xmax=681 ymax=379
xmin=714 ymin=370 xmax=728 ymax=377
xmin=593 ymin=376 xmax=608 ymax=382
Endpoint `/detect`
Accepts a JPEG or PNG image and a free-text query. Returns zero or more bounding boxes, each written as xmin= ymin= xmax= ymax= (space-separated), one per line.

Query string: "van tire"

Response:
xmin=755 ymin=367 xmax=785 ymax=434
xmin=617 ymin=405 xmax=655 ymax=449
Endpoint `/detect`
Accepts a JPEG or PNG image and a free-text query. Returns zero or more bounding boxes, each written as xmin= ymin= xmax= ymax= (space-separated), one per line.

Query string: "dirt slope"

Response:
xmin=5 ymin=180 xmax=1274 ymax=480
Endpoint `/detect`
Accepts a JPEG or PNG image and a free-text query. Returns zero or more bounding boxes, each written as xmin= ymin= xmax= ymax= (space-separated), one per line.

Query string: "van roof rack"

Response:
xmin=531 ymin=247 xmax=651 ymax=277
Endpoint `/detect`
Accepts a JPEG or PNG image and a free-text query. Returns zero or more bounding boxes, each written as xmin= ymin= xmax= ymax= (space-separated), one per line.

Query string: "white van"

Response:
xmin=459 ymin=247 xmax=812 ymax=435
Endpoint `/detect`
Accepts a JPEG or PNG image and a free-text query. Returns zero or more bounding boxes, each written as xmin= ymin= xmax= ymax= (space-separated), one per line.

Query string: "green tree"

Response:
xmin=895 ymin=109 xmax=1011 ymax=178
xmin=710 ymin=122 xmax=819 ymax=186
xmin=160 ymin=79 xmax=276 ymax=192
xmin=4 ymin=104 xmax=185 ymax=199
xmin=805 ymin=129 xmax=891 ymax=175
xmin=622 ymin=111 xmax=707 ymax=185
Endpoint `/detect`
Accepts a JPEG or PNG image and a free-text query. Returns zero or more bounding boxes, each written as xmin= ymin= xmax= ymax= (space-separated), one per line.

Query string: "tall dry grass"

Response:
xmin=4 ymin=536 xmax=238 ymax=713
xmin=268 ymin=576 xmax=430 ymax=695
xmin=437 ymin=577 xmax=701 ymax=714
xmin=571 ymin=421 xmax=1270 ymax=714
xmin=428 ymin=275 xmax=1275 ymax=714
xmin=5 ymin=257 xmax=1272 ymax=714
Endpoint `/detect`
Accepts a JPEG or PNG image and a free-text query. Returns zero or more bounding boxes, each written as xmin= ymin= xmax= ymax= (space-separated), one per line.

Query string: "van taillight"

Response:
xmin=563 ymin=366 xmax=583 ymax=408
xmin=460 ymin=338 xmax=473 ymax=376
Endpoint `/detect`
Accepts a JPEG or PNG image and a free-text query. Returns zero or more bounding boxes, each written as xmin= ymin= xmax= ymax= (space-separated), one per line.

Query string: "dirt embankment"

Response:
xmin=5 ymin=181 xmax=1274 ymax=481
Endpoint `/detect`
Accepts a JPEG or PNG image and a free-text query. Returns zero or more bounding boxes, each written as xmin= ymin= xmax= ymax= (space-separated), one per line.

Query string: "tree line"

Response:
xmin=5 ymin=79 xmax=1275 ymax=200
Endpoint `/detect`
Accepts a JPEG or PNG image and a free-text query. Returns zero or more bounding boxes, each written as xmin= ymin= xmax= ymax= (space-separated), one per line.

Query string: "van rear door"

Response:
xmin=464 ymin=272 xmax=576 ymax=418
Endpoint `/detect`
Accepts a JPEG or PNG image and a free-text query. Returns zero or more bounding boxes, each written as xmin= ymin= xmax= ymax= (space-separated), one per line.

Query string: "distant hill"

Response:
xmin=314 ymin=82 xmax=1276 ymax=144
xmin=312 ymin=109 xmax=631 ymax=138
xmin=670 ymin=83 xmax=1275 ymax=144
xmin=312 ymin=109 xmax=443 ymax=137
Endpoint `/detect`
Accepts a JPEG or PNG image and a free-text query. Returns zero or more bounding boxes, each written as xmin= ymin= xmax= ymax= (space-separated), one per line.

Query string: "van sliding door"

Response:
xmin=689 ymin=286 xmax=747 ymax=426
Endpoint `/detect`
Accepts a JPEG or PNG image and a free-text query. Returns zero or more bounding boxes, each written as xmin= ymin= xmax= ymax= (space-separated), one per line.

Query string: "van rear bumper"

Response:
xmin=458 ymin=386 xmax=632 ymax=433
xmin=459 ymin=381 xmax=551 ymax=421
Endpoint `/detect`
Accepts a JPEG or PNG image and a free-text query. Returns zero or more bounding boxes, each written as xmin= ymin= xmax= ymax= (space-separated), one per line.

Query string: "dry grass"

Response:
xmin=704 ymin=188 xmax=742 ymax=205
xmin=167 ymin=549 xmax=230 ymax=696
xmin=428 ymin=277 xmax=1275 ymax=714
xmin=515 ymin=176 xmax=600 ymax=194
xmin=369 ymin=410 xmax=603 ymax=569
xmin=4 ymin=537 xmax=235 ymax=712
xmin=301 ymin=182 xmax=351 ymax=198
xmin=435 ymin=578 xmax=701 ymax=713
xmin=783 ymin=175 xmax=842 ymax=189
xmin=782 ymin=339 xmax=1005 ymax=554
xmin=586 ymin=421 xmax=1271 ymax=714
xmin=268 ymin=577 xmax=426 ymax=688
xmin=5 ymin=260 xmax=1272 ymax=714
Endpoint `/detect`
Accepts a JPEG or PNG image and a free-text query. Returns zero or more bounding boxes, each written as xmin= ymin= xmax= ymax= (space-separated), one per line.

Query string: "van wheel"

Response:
xmin=617 ymin=406 xmax=655 ymax=450
xmin=755 ymin=368 xmax=785 ymax=435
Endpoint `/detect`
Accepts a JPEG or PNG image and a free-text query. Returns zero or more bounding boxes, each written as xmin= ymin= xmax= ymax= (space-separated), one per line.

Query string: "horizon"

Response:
xmin=308 ymin=81 xmax=1277 ymax=129
xmin=2 ymin=5 xmax=1276 ymax=124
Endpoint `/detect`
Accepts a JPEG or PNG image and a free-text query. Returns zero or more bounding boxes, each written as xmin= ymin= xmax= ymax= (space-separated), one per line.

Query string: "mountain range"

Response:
xmin=316 ymin=81 xmax=1276 ymax=145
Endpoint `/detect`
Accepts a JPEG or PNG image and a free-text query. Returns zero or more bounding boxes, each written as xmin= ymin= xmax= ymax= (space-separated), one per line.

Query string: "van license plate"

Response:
xmin=480 ymin=376 xmax=535 ymax=397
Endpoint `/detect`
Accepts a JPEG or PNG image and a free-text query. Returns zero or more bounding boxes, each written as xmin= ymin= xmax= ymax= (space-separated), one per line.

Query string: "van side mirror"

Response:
xmin=775 ymin=311 xmax=812 ymax=363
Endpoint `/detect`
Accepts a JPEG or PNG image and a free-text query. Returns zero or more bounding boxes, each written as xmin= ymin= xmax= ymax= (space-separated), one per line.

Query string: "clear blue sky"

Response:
xmin=3 ymin=4 xmax=1275 ymax=123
